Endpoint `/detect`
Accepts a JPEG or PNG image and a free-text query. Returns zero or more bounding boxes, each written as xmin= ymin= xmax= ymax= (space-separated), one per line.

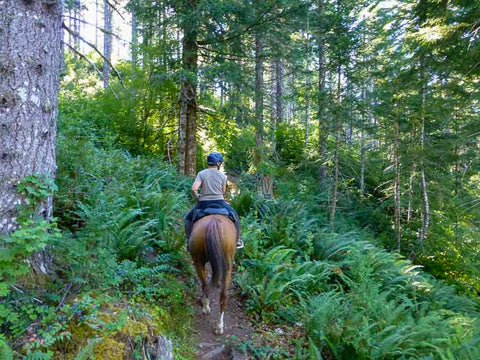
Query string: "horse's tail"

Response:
xmin=205 ymin=217 xmax=225 ymax=285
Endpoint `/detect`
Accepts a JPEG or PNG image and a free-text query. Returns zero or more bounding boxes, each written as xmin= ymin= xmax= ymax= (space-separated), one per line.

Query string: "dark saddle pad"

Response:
xmin=193 ymin=204 xmax=236 ymax=224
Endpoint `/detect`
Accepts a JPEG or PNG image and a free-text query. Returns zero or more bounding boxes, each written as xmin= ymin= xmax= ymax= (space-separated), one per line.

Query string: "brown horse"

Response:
xmin=189 ymin=214 xmax=237 ymax=335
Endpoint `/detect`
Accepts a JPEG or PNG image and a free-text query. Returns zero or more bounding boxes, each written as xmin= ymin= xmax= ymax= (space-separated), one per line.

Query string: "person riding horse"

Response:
xmin=185 ymin=152 xmax=243 ymax=250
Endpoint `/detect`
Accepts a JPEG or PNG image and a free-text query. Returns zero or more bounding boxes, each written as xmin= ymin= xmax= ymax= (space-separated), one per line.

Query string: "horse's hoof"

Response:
xmin=215 ymin=327 xmax=224 ymax=335
xmin=202 ymin=307 xmax=211 ymax=314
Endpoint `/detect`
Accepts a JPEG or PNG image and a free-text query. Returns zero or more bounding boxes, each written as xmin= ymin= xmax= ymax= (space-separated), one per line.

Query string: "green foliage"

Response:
xmin=275 ymin=123 xmax=306 ymax=166
xmin=0 ymin=336 xmax=13 ymax=360
xmin=0 ymin=175 xmax=61 ymax=336
xmin=236 ymin=180 xmax=480 ymax=359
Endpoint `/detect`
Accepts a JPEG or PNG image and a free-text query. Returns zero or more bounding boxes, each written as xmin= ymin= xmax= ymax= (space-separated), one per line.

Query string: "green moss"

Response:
xmin=94 ymin=338 xmax=125 ymax=359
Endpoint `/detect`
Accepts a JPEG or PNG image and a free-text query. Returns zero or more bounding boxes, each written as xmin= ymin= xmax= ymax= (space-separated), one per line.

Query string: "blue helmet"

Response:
xmin=207 ymin=152 xmax=224 ymax=166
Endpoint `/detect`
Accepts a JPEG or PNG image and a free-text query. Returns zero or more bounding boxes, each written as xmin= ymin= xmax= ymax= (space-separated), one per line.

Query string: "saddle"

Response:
xmin=192 ymin=204 xmax=236 ymax=224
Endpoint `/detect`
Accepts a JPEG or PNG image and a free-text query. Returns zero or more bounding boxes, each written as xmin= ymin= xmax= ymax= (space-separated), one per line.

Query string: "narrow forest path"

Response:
xmin=189 ymin=176 xmax=257 ymax=359
xmin=192 ymin=267 xmax=254 ymax=360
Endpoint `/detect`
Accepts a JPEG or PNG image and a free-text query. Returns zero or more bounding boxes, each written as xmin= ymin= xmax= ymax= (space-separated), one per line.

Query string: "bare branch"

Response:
xmin=106 ymin=0 xmax=125 ymax=21
xmin=63 ymin=15 xmax=130 ymax=44
xmin=64 ymin=42 xmax=119 ymax=99
xmin=62 ymin=23 xmax=125 ymax=89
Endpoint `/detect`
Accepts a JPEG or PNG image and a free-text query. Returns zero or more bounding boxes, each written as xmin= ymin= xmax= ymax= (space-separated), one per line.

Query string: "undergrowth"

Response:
xmin=0 ymin=93 xmax=196 ymax=359
xmin=234 ymin=176 xmax=480 ymax=359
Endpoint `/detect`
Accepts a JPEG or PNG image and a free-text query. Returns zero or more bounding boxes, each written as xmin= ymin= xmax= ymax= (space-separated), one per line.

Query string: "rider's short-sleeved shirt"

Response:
xmin=195 ymin=168 xmax=227 ymax=201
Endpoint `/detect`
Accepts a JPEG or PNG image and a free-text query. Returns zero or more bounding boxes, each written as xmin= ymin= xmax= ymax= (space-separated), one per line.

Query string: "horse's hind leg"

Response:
xmin=194 ymin=262 xmax=210 ymax=314
xmin=215 ymin=263 xmax=232 ymax=335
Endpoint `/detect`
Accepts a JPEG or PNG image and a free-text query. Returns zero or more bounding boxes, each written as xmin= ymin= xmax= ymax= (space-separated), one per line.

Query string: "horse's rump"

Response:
xmin=189 ymin=214 xmax=237 ymax=334
xmin=205 ymin=217 xmax=226 ymax=285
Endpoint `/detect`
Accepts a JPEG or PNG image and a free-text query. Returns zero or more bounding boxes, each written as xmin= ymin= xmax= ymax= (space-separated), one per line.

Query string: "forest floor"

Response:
xmin=192 ymin=267 xmax=254 ymax=360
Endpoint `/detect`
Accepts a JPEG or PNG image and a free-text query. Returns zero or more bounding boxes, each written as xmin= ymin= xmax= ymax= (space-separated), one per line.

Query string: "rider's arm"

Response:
xmin=191 ymin=180 xmax=202 ymax=200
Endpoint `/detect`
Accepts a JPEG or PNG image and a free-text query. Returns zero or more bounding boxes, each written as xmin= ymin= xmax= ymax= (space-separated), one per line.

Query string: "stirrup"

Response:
xmin=236 ymin=239 xmax=244 ymax=249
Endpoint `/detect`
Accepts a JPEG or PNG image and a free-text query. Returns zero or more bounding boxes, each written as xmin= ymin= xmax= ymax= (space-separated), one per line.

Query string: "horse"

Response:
xmin=189 ymin=214 xmax=237 ymax=335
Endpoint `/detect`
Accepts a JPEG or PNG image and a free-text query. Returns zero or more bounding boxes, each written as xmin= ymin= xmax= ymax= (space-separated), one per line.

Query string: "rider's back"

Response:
xmin=196 ymin=168 xmax=227 ymax=201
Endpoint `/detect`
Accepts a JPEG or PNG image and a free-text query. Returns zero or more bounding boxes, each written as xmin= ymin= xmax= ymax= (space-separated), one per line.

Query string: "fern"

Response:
xmin=74 ymin=338 xmax=102 ymax=360
xmin=0 ymin=338 xmax=13 ymax=360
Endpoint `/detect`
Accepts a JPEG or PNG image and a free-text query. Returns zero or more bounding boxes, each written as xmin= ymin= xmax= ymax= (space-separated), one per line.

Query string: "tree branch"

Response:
xmin=62 ymin=23 xmax=125 ymax=89
xmin=63 ymin=42 xmax=119 ymax=99
xmin=63 ymin=15 xmax=129 ymax=44
xmin=197 ymin=4 xmax=307 ymax=46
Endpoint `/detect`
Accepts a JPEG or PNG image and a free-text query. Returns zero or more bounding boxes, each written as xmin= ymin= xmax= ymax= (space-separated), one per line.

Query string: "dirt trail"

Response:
xmin=192 ymin=268 xmax=255 ymax=360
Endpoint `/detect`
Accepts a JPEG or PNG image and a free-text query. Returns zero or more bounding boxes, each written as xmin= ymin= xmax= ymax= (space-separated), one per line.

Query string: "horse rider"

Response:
xmin=185 ymin=152 xmax=243 ymax=250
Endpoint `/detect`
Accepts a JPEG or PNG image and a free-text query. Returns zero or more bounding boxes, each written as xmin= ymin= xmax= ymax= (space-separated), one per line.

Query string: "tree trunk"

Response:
xmin=394 ymin=119 xmax=402 ymax=251
xmin=369 ymin=77 xmax=376 ymax=149
xmin=360 ymin=74 xmax=367 ymax=195
xmin=305 ymin=16 xmax=311 ymax=149
xmin=178 ymin=0 xmax=198 ymax=176
xmin=0 ymin=0 xmax=62 ymax=264
xmin=270 ymin=61 xmax=276 ymax=149
xmin=254 ymin=31 xmax=264 ymax=162
xmin=346 ymin=76 xmax=353 ymax=146
xmin=305 ymin=73 xmax=310 ymax=149
xmin=275 ymin=59 xmax=284 ymax=124
xmin=329 ymin=66 xmax=341 ymax=230
xmin=418 ymin=65 xmax=429 ymax=247
xmin=95 ymin=0 xmax=99 ymax=47
xmin=103 ymin=0 xmax=112 ymax=88
xmin=406 ymin=168 xmax=415 ymax=223
xmin=73 ymin=1 xmax=80 ymax=60
xmin=318 ymin=0 xmax=327 ymax=180
xmin=417 ymin=0 xmax=429 ymax=248
xmin=131 ymin=8 xmax=138 ymax=69
xmin=258 ymin=176 xmax=274 ymax=198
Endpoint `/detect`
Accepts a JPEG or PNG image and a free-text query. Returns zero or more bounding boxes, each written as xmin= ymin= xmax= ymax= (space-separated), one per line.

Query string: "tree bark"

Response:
xmin=103 ymin=0 xmax=112 ymax=88
xmin=178 ymin=0 xmax=198 ymax=176
xmin=0 ymin=0 xmax=62 ymax=246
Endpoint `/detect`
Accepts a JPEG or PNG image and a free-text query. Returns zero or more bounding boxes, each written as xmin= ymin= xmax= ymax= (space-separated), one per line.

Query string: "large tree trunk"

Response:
xmin=103 ymin=0 xmax=112 ymax=88
xmin=178 ymin=0 xmax=198 ymax=176
xmin=0 ymin=0 xmax=62 ymax=268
